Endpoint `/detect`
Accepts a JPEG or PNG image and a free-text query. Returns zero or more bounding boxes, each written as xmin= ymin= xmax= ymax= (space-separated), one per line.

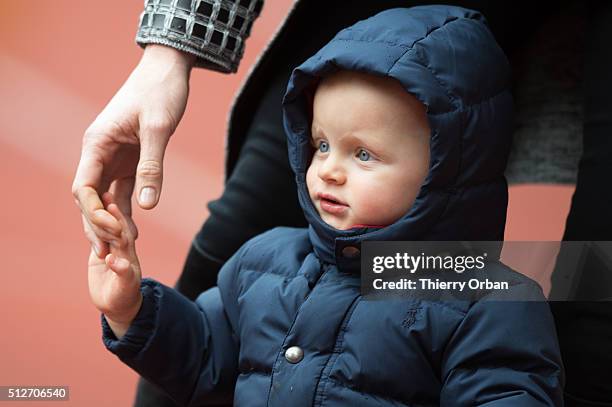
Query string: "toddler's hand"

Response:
xmin=88 ymin=192 xmax=142 ymax=338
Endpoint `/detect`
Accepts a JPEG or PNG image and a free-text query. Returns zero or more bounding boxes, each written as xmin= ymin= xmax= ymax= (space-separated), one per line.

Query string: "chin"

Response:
xmin=326 ymin=218 xmax=350 ymax=230
xmin=320 ymin=215 xmax=344 ymax=230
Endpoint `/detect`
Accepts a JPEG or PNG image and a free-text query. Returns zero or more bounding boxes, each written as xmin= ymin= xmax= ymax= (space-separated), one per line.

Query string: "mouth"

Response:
xmin=317 ymin=192 xmax=349 ymax=215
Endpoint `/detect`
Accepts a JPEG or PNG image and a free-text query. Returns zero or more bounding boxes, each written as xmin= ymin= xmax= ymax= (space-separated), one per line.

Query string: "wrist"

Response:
xmin=142 ymin=44 xmax=196 ymax=71
xmin=104 ymin=292 xmax=143 ymax=339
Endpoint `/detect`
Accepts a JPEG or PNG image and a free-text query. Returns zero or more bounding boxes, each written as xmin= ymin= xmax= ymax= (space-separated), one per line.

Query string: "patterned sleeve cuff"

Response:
xmin=136 ymin=0 xmax=263 ymax=73
xmin=101 ymin=278 xmax=160 ymax=360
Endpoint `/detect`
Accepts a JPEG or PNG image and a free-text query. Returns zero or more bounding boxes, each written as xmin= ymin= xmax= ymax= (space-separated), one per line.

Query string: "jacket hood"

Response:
xmin=282 ymin=5 xmax=513 ymax=270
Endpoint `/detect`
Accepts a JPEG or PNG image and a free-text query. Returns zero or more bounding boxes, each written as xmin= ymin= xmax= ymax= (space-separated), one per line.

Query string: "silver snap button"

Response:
xmin=341 ymin=246 xmax=360 ymax=258
xmin=284 ymin=346 xmax=304 ymax=364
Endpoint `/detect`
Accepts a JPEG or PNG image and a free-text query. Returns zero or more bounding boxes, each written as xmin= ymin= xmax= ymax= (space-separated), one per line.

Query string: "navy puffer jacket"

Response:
xmin=103 ymin=6 xmax=564 ymax=406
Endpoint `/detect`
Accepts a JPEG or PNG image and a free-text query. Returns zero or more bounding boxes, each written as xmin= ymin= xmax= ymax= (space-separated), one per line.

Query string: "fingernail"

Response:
xmin=139 ymin=187 xmax=156 ymax=206
xmin=92 ymin=243 xmax=100 ymax=257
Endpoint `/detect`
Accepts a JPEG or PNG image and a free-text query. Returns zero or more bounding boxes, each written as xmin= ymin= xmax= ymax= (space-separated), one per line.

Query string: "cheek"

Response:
xmin=351 ymin=172 xmax=421 ymax=223
xmin=306 ymin=163 xmax=317 ymax=194
xmin=350 ymin=175 xmax=393 ymax=213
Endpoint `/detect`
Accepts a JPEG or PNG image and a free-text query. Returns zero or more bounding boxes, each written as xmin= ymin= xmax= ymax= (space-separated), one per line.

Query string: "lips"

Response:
xmin=317 ymin=192 xmax=348 ymax=215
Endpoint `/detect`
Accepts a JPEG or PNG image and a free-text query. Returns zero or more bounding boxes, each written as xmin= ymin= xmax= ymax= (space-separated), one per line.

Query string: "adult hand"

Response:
xmin=73 ymin=44 xmax=196 ymax=258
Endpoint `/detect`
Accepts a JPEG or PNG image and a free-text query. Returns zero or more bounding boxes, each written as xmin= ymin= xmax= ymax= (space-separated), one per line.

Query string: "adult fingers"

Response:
xmin=72 ymin=139 xmax=121 ymax=239
xmin=82 ymin=214 xmax=109 ymax=258
xmin=72 ymin=142 xmax=103 ymax=206
xmin=72 ymin=130 xmax=114 ymax=210
xmin=75 ymin=186 xmax=121 ymax=235
xmin=135 ymin=120 xmax=172 ymax=210
xmin=82 ymin=210 xmax=118 ymax=243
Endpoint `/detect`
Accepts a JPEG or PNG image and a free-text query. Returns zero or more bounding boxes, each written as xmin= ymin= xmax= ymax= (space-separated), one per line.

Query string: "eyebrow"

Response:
xmin=311 ymin=122 xmax=323 ymax=136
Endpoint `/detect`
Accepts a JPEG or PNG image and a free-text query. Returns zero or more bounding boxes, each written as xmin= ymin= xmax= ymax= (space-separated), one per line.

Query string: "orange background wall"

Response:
xmin=0 ymin=1 xmax=573 ymax=406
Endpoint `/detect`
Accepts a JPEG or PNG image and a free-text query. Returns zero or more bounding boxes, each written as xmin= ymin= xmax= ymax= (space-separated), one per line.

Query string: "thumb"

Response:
xmin=136 ymin=122 xmax=171 ymax=209
xmin=105 ymin=253 xmax=131 ymax=276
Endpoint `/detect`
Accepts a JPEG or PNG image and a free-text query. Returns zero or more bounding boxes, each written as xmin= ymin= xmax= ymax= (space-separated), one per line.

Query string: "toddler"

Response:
xmin=88 ymin=5 xmax=564 ymax=406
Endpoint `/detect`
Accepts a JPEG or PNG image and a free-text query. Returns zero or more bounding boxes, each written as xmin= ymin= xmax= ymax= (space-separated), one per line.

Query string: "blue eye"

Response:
xmin=318 ymin=141 xmax=329 ymax=153
xmin=357 ymin=149 xmax=371 ymax=161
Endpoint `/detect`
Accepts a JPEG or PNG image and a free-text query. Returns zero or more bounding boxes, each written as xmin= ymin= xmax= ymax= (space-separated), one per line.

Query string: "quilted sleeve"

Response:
xmin=440 ymin=283 xmax=565 ymax=406
xmin=135 ymin=0 xmax=264 ymax=73
xmin=101 ymin=247 xmax=246 ymax=406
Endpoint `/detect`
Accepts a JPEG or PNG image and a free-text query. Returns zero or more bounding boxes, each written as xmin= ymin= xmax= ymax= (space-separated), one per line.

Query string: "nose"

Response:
xmin=317 ymin=153 xmax=346 ymax=184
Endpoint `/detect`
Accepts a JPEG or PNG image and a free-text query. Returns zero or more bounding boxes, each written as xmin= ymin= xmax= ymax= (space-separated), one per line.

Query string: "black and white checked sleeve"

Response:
xmin=136 ymin=0 xmax=264 ymax=73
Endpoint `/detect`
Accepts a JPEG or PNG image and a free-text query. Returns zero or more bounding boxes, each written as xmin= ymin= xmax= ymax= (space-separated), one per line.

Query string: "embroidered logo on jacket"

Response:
xmin=402 ymin=307 xmax=422 ymax=328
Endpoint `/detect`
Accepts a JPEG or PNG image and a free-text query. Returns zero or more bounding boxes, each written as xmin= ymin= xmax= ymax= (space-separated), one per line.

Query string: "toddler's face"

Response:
xmin=306 ymin=71 xmax=430 ymax=230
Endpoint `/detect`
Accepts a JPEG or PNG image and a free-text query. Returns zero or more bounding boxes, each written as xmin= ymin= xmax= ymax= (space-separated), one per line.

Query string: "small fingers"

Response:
xmin=103 ymin=193 xmax=137 ymax=261
xmin=106 ymin=202 xmax=134 ymax=241
xmin=110 ymin=178 xmax=139 ymax=240
xmin=109 ymin=177 xmax=135 ymax=217
xmin=105 ymin=253 xmax=131 ymax=276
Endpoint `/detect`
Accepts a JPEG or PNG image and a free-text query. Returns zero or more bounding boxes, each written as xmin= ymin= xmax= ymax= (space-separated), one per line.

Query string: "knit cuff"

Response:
xmin=101 ymin=278 xmax=160 ymax=360
xmin=135 ymin=0 xmax=263 ymax=73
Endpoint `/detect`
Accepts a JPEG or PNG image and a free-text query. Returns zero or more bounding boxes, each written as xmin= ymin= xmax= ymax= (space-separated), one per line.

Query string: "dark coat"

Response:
xmin=104 ymin=6 xmax=564 ymax=406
